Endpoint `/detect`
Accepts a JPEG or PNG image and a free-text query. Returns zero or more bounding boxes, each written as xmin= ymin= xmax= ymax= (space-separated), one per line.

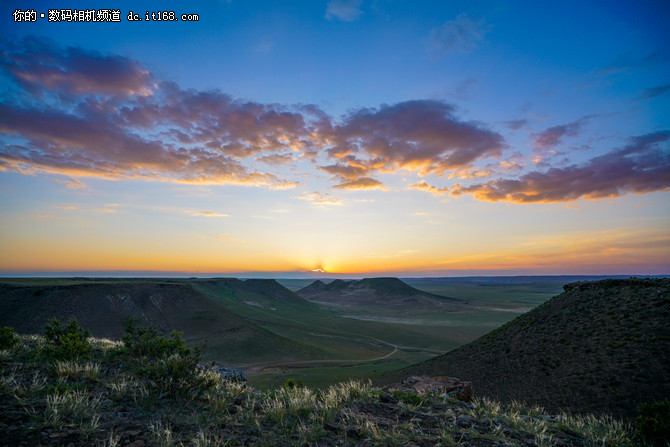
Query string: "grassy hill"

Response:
xmin=380 ymin=278 xmax=670 ymax=419
xmin=0 ymin=280 xmax=327 ymax=365
xmin=296 ymin=277 xmax=464 ymax=317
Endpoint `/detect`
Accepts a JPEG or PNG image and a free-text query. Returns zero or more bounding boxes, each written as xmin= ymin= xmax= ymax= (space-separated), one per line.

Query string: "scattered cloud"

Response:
xmin=98 ymin=209 xmax=116 ymax=213
xmin=532 ymin=117 xmax=590 ymax=149
xmin=0 ymin=37 xmax=313 ymax=190
xmin=32 ymin=214 xmax=60 ymax=219
xmin=54 ymin=177 xmax=87 ymax=189
xmin=428 ymin=14 xmax=489 ymax=57
xmin=409 ymin=181 xmax=448 ymax=196
xmin=0 ymin=36 xmax=152 ymax=97
xmin=298 ymin=191 xmax=342 ymax=205
xmin=503 ymin=119 xmax=528 ymax=130
xmin=636 ymin=84 xmax=670 ymax=101
xmin=1 ymin=36 xmax=667 ymax=208
xmin=255 ymin=153 xmax=295 ymax=164
xmin=451 ymin=132 xmax=670 ymax=203
xmin=325 ymin=0 xmax=362 ymax=22
xmin=333 ymin=177 xmax=388 ymax=190
xmin=323 ymin=100 xmax=505 ymax=178
xmin=185 ymin=210 xmax=229 ymax=217
xmin=61 ymin=206 xmax=77 ymax=210
xmin=597 ymin=51 xmax=669 ymax=77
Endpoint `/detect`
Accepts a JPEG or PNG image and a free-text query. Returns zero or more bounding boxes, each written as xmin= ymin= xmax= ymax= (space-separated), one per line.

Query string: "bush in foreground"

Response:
xmin=0 ymin=326 xmax=19 ymax=350
xmin=41 ymin=318 xmax=92 ymax=360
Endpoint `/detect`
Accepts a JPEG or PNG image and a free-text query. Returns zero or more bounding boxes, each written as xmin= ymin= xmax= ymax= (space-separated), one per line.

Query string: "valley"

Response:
xmin=0 ymin=276 xmax=563 ymax=388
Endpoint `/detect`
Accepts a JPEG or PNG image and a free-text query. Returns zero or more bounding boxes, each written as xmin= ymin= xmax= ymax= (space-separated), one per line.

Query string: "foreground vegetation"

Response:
xmin=1 ymin=321 xmax=659 ymax=446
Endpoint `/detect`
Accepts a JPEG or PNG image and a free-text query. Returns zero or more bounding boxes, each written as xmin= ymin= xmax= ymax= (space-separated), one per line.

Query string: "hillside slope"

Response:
xmin=296 ymin=277 xmax=464 ymax=314
xmin=0 ymin=281 xmax=326 ymax=364
xmin=381 ymin=278 xmax=670 ymax=419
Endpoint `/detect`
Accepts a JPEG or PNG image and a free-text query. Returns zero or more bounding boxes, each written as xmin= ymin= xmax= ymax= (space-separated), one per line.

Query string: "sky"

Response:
xmin=0 ymin=0 xmax=669 ymax=277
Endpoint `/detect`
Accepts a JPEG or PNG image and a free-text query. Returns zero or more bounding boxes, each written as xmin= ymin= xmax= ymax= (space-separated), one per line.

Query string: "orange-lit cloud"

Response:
xmin=298 ymin=191 xmax=342 ymax=205
xmin=333 ymin=177 xmax=388 ymax=190
xmin=1 ymin=36 xmax=669 ymax=206
xmin=31 ymin=214 xmax=61 ymax=219
xmin=451 ymin=132 xmax=670 ymax=203
xmin=409 ymin=181 xmax=448 ymax=196
xmin=322 ymin=100 xmax=505 ymax=178
xmin=255 ymin=153 xmax=295 ymax=164
xmin=185 ymin=210 xmax=229 ymax=217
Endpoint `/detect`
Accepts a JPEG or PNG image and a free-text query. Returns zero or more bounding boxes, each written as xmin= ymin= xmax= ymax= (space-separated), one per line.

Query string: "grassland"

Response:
xmin=0 ymin=331 xmax=640 ymax=447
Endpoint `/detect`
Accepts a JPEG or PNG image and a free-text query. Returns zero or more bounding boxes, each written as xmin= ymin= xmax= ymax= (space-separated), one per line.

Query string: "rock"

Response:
xmin=126 ymin=440 xmax=146 ymax=447
xmin=456 ymin=415 xmax=477 ymax=427
xmin=198 ymin=363 xmax=247 ymax=384
xmin=400 ymin=375 xmax=472 ymax=402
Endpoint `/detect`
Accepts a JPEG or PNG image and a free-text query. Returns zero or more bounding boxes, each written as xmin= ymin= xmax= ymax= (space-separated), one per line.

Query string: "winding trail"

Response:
xmin=237 ymin=309 xmax=446 ymax=374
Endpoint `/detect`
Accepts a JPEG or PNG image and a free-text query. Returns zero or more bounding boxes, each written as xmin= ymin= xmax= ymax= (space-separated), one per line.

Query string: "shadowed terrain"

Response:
xmin=0 ymin=280 xmax=326 ymax=365
xmin=296 ymin=277 xmax=465 ymax=316
xmin=379 ymin=278 xmax=670 ymax=419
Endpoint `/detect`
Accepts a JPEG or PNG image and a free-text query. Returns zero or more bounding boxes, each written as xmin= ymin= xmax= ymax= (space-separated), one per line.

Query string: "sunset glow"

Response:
xmin=1 ymin=1 xmax=668 ymax=276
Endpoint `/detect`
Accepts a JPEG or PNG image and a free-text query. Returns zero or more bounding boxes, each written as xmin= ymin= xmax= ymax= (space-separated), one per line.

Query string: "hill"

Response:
xmin=0 ymin=280 xmax=326 ymax=364
xmin=296 ymin=277 xmax=465 ymax=315
xmin=380 ymin=278 xmax=670 ymax=419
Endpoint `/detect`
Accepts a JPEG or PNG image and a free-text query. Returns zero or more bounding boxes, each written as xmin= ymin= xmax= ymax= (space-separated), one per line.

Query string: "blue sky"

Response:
xmin=1 ymin=0 xmax=669 ymax=275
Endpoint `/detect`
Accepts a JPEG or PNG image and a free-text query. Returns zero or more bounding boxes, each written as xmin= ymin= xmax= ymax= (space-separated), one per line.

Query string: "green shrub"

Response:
xmin=0 ymin=326 xmax=19 ymax=350
xmin=122 ymin=319 xmax=187 ymax=360
xmin=122 ymin=320 xmax=212 ymax=399
xmin=283 ymin=378 xmax=305 ymax=389
xmin=636 ymin=398 xmax=670 ymax=446
xmin=42 ymin=319 xmax=92 ymax=360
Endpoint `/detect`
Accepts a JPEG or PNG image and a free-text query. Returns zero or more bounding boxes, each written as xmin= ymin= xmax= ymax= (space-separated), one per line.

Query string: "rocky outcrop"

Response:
xmin=394 ymin=375 xmax=472 ymax=402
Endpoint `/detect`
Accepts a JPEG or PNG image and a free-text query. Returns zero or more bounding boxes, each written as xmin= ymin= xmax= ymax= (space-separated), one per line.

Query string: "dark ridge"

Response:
xmin=358 ymin=277 xmax=426 ymax=295
xmin=296 ymin=277 xmax=463 ymax=310
xmin=0 ymin=280 xmax=324 ymax=364
xmin=379 ymin=278 xmax=670 ymax=419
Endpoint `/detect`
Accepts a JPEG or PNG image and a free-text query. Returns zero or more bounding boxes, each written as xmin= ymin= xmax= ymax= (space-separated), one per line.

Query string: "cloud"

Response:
xmin=319 ymin=163 xmax=369 ymax=179
xmin=54 ymin=177 xmax=87 ymax=189
xmin=324 ymin=100 xmax=505 ymax=177
xmin=98 ymin=209 xmax=116 ymax=213
xmin=325 ymin=0 xmax=362 ymax=21
xmin=32 ymin=214 xmax=60 ymax=219
xmin=409 ymin=181 xmax=449 ymax=196
xmin=333 ymin=177 xmax=388 ymax=190
xmin=298 ymin=191 xmax=342 ymax=205
xmin=451 ymin=131 xmax=670 ymax=203
xmin=255 ymin=153 xmax=295 ymax=164
xmin=185 ymin=210 xmax=229 ymax=217
xmin=0 ymin=37 xmax=310 ymax=190
xmin=428 ymin=14 xmax=489 ymax=57
xmin=1 ymin=36 xmax=152 ymax=97
xmin=597 ymin=51 xmax=669 ymax=77
xmin=637 ymin=84 xmax=670 ymax=101
xmin=532 ymin=119 xmax=586 ymax=149
xmin=503 ymin=119 xmax=528 ymax=130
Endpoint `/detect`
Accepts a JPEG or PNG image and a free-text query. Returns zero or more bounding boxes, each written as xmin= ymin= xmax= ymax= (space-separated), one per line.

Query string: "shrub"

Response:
xmin=636 ymin=398 xmax=670 ymax=446
xmin=283 ymin=378 xmax=305 ymax=389
xmin=122 ymin=320 xmax=212 ymax=399
xmin=0 ymin=326 xmax=19 ymax=350
xmin=42 ymin=319 xmax=92 ymax=360
xmin=122 ymin=319 xmax=187 ymax=360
